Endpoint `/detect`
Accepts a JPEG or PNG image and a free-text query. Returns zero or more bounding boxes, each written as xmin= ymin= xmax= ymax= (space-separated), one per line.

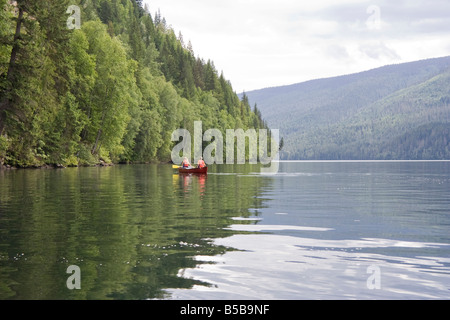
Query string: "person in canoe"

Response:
xmin=197 ymin=157 xmax=206 ymax=169
xmin=181 ymin=157 xmax=191 ymax=168
xmin=177 ymin=157 xmax=208 ymax=174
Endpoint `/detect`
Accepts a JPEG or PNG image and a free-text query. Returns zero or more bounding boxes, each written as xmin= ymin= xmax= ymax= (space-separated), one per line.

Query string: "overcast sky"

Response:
xmin=143 ymin=0 xmax=450 ymax=93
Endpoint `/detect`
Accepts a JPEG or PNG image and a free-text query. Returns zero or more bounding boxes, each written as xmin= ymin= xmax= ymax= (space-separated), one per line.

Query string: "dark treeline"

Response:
xmin=0 ymin=0 xmax=267 ymax=167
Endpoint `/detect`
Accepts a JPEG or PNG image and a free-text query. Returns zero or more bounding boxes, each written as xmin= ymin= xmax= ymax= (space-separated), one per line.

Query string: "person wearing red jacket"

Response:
xmin=197 ymin=157 xmax=206 ymax=169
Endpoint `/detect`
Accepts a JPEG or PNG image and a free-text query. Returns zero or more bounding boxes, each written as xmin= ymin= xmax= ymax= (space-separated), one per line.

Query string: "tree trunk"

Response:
xmin=92 ymin=128 xmax=102 ymax=155
xmin=7 ymin=7 xmax=24 ymax=82
xmin=0 ymin=7 xmax=24 ymax=134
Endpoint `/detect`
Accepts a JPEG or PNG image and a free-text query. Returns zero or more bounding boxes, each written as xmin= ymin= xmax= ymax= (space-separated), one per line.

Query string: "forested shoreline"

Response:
xmin=0 ymin=0 xmax=267 ymax=168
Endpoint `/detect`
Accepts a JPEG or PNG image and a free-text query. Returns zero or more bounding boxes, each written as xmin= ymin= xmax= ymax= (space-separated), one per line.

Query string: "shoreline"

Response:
xmin=2 ymin=159 xmax=449 ymax=171
xmin=0 ymin=160 xmax=171 ymax=170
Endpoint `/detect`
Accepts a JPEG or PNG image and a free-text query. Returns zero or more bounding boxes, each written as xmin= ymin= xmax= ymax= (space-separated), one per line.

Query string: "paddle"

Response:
xmin=172 ymin=164 xmax=180 ymax=169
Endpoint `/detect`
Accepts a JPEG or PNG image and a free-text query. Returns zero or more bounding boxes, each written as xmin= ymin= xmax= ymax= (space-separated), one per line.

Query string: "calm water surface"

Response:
xmin=0 ymin=161 xmax=449 ymax=299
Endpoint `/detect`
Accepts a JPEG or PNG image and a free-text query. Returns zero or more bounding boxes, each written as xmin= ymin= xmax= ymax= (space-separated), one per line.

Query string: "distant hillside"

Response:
xmin=244 ymin=56 xmax=450 ymax=160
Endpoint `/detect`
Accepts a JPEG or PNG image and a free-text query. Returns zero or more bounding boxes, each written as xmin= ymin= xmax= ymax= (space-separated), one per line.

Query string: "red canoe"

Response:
xmin=178 ymin=167 xmax=208 ymax=174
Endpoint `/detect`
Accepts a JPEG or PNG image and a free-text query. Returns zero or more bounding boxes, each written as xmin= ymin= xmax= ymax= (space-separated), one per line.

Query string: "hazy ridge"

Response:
xmin=244 ymin=56 xmax=450 ymax=160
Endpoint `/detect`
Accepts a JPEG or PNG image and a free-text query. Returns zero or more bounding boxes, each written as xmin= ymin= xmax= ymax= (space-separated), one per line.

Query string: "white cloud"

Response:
xmin=144 ymin=0 xmax=450 ymax=92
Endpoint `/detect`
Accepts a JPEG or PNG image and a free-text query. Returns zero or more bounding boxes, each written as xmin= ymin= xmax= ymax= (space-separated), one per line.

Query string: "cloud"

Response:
xmin=325 ymin=44 xmax=351 ymax=61
xmin=359 ymin=42 xmax=401 ymax=60
xmin=143 ymin=0 xmax=450 ymax=92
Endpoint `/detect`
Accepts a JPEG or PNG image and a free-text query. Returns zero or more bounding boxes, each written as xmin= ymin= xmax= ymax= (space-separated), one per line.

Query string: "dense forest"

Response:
xmin=245 ymin=57 xmax=450 ymax=160
xmin=0 ymin=0 xmax=267 ymax=168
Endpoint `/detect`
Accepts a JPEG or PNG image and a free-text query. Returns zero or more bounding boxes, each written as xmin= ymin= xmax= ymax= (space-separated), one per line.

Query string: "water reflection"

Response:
xmin=168 ymin=233 xmax=450 ymax=300
xmin=2 ymin=162 xmax=449 ymax=300
xmin=0 ymin=164 xmax=272 ymax=300
xmin=174 ymin=173 xmax=207 ymax=198
xmin=168 ymin=161 xmax=450 ymax=300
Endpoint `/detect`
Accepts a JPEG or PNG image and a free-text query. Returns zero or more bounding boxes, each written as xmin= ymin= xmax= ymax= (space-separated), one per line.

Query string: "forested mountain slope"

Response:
xmin=0 ymin=0 xmax=267 ymax=167
xmin=244 ymin=56 xmax=450 ymax=160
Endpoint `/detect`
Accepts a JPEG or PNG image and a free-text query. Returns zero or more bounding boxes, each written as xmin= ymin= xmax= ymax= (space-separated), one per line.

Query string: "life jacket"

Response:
xmin=182 ymin=160 xmax=190 ymax=168
xmin=198 ymin=160 xmax=206 ymax=168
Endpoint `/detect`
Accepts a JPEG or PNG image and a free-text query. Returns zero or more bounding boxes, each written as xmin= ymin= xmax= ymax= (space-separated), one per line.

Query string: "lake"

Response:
xmin=0 ymin=161 xmax=449 ymax=300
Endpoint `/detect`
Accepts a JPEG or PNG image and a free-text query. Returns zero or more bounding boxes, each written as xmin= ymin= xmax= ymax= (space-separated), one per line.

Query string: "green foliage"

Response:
xmin=0 ymin=0 xmax=267 ymax=167
xmin=0 ymin=134 xmax=8 ymax=165
xmin=0 ymin=0 xmax=13 ymax=77
xmin=81 ymin=20 xmax=140 ymax=160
